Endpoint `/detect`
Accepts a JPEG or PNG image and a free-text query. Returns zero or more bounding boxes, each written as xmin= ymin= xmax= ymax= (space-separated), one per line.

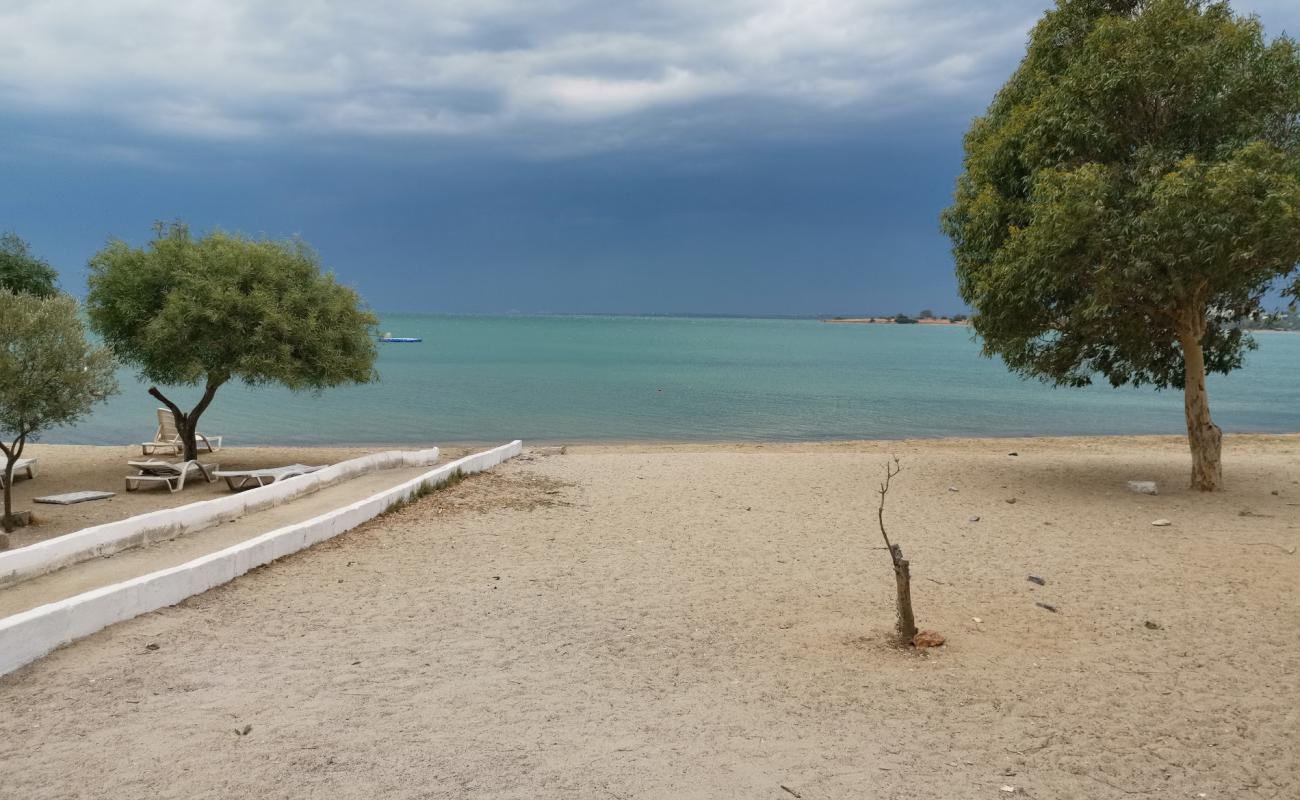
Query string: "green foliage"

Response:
xmin=941 ymin=0 xmax=1300 ymax=390
xmin=894 ymin=314 xmax=918 ymax=324
xmin=0 ymin=233 xmax=59 ymax=298
xmin=87 ymin=223 xmax=379 ymax=394
xmin=1 ymin=290 xmax=118 ymax=530
xmin=0 ymin=291 xmax=117 ymax=442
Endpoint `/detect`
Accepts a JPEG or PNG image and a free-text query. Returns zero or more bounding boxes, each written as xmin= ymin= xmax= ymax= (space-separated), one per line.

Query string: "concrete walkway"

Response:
xmin=0 ymin=464 xmax=434 ymax=619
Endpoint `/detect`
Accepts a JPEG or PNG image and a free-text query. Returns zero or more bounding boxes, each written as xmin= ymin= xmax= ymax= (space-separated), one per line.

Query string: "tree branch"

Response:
xmin=147 ymin=386 xmax=186 ymax=423
xmin=190 ymin=376 xmax=224 ymax=423
xmin=876 ymin=456 xmax=901 ymax=566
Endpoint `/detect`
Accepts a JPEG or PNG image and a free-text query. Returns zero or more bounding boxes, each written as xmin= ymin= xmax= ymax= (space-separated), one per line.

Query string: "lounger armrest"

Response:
xmin=196 ymin=434 xmax=223 ymax=453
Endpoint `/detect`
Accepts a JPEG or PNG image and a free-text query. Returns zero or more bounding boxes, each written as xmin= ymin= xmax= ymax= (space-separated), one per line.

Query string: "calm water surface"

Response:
xmin=50 ymin=315 xmax=1300 ymax=445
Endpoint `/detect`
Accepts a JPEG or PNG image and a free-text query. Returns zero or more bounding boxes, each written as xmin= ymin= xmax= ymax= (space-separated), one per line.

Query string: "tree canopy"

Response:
xmin=86 ymin=223 xmax=379 ymax=460
xmin=941 ymin=0 xmax=1300 ymax=490
xmin=0 ymin=233 xmax=59 ymax=298
xmin=0 ymin=290 xmax=117 ymax=537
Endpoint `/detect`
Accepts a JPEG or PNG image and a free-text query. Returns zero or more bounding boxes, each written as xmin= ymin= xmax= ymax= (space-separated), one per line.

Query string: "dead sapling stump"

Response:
xmin=874 ymin=457 xmax=942 ymax=648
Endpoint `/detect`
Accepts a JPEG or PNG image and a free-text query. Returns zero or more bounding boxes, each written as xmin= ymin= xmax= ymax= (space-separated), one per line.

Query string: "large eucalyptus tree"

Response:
xmin=942 ymin=0 xmax=1300 ymax=490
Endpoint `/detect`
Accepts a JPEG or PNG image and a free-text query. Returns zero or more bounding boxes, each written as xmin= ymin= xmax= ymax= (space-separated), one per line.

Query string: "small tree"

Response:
xmin=0 ymin=233 xmax=59 ymax=298
xmin=0 ymin=290 xmax=117 ymax=539
xmin=875 ymin=457 xmax=917 ymax=642
xmin=87 ymin=223 xmax=380 ymax=461
xmin=941 ymin=1 xmax=1300 ymax=491
xmin=919 ymin=309 xmax=935 ymax=320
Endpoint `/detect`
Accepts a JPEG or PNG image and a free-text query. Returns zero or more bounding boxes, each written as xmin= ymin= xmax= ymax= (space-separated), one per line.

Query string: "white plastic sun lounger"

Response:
xmin=124 ymin=459 xmax=217 ymax=493
xmin=141 ymin=408 xmax=223 ymax=456
xmin=0 ymin=457 xmax=38 ymax=488
xmin=214 ymin=464 xmax=324 ymax=491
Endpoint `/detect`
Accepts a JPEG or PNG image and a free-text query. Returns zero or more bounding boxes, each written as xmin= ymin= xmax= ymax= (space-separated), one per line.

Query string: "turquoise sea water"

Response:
xmin=48 ymin=314 xmax=1300 ymax=446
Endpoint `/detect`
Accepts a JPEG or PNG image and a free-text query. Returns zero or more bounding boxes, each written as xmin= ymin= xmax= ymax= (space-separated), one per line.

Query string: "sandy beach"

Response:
xmin=2 ymin=434 xmax=1299 ymax=799
xmin=2 ymin=444 xmax=470 ymax=549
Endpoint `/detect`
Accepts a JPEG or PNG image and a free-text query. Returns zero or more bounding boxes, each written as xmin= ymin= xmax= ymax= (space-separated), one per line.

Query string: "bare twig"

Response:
xmin=1005 ymin=732 xmax=1057 ymax=755
xmin=875 ymin=457 xmax=917 ymax=641
xmin=1084 ymin=773 xmax=1154 ymax=795
xmin=1242 ymin=542 xmax=1296 ymax=554
xmin=876 ymin=456 xmax=901 ymax=558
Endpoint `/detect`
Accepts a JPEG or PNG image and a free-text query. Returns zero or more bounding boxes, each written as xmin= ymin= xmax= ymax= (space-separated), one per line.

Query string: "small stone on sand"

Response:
xmin=912 ymin=630 xmax=946 ymax=648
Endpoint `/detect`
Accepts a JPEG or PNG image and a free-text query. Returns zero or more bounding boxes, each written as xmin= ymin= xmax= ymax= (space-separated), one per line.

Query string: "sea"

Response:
xmin=47 ymin=314 xmax=1300 ymax=446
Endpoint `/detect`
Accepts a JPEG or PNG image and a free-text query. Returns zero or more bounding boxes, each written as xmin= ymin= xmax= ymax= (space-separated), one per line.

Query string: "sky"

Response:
xmin=2 ymin=1 xmax=1299 ymax=317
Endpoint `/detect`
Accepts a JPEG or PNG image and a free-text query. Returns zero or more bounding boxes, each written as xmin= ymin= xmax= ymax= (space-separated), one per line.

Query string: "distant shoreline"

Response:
xmin=822 ymin=317 xmax=970 ymax=325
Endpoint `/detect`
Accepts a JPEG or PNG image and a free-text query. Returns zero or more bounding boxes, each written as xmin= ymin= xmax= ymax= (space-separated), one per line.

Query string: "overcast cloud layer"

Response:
xmin=2 ymin=1 xmax=1298 ymax=314
xmin=6 ymin=1 xmax=1298 ymax=150
xmin=0 ymin=1 xmax=1048 ymax=148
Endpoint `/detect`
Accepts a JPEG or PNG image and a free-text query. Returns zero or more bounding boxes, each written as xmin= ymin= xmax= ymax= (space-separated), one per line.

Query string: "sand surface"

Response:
xmin=0 ymin=463 xmax=446 ymax=618
xmin=3 ymin=444 xmax=463 ymax=549
xmin=2 ymin=435 xmax=1298 ymax=799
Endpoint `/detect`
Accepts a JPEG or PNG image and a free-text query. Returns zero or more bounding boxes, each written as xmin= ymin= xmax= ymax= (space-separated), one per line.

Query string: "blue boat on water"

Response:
xmin=380 ymin=332 xmax=423 ymax=343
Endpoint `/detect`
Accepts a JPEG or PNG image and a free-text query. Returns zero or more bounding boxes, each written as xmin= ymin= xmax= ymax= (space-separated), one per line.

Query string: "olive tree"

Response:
xmin=87 ymin=223 xmax=379 ymax=462
xmin=0 ymin=232 xmax=59 ymax=298
xmin=942 ymin=0 xmax=1300 ymax=491
xmin=0 ymin=290 xmax=117 ymax=540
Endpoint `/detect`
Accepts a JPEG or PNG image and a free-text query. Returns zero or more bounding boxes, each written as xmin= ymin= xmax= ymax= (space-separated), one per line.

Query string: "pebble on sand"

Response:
xmin=912 ymin=630 xmax=946 ymax=648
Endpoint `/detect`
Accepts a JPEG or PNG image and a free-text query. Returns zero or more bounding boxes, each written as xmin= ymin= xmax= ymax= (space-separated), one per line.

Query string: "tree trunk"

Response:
xmin=1 ymin=436 xmax=23 ymax=538
xmin=890 ymin=543 xmax=918 ymax=641
xmin=1178 ymin=322 xmax=1223 ymax=492
xmin=177 ymin=414 xmax=201 ymax=462
xmin=2 ymin=462 xmax=14 ymax=536
xmin=149 ymin=380 xmax=222 ymax=463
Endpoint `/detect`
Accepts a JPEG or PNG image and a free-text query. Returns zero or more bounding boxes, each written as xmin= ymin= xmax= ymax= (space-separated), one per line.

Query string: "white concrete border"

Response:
xmin=0 ymin=440 xmax=522 ymax=677
xmin=0 ymin=447 xmax=443 ymax=589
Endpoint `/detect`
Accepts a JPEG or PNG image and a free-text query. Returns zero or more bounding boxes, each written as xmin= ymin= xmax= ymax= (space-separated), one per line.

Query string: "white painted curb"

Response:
xmin=0 ymin=447 xmax=444 ymax=589
xmin=0 ymin=440 xmax=522 ymax=677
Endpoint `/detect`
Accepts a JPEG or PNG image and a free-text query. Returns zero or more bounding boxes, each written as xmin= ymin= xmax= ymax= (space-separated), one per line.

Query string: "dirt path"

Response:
xmin=1 ymin=436 xmax=1298 ymax=799
xmin=0 ymin=464 xmax=437 ymax=618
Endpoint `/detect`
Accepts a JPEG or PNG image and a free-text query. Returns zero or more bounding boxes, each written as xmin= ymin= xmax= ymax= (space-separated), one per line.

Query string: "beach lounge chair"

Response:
xmin=124 ymin=459 xmax=217 ymax=493
xmin=214 ymin=464 xmax=324 ymax=491
xmin=0 ymin=457 xmax=38 ymax=488
xmin=141 ymin=408 xmax=223 ymax=455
